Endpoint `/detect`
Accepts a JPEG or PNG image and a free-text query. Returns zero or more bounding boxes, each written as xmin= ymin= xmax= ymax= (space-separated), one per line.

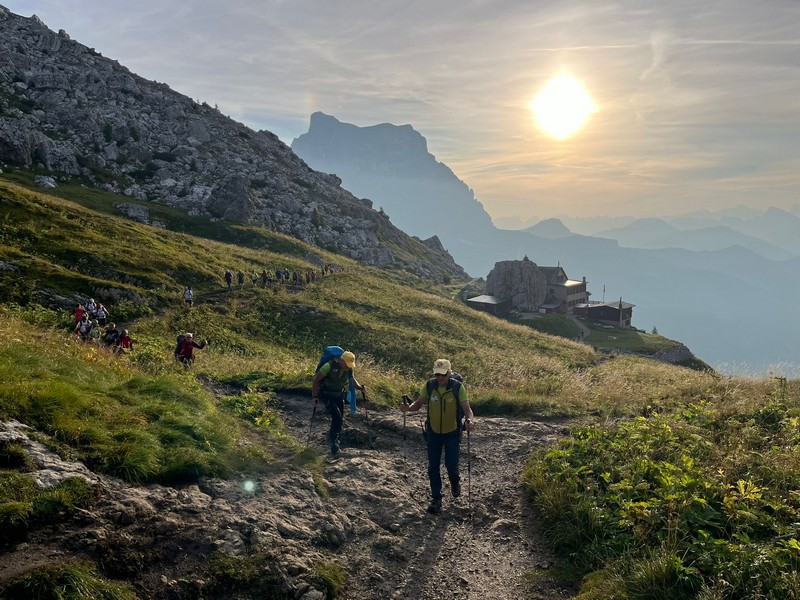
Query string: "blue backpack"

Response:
xmin=316 ymin=346 xmax=357 ymax=415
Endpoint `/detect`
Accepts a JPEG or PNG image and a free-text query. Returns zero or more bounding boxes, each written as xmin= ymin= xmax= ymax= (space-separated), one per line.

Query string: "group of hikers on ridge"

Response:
xmin=222 ymin=265 xmax=338 ymax=291
xmin=183 ymin=265 xmax=341 ymax=310
xmin=313 ymin=351 xmax=475 ymax=515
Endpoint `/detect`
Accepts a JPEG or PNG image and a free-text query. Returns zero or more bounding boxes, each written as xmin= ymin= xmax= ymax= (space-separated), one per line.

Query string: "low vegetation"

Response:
xmin=524 ymin=380 xmax=800 ymax=598
xmin=1 ymin=174 xmax=799 ymax=598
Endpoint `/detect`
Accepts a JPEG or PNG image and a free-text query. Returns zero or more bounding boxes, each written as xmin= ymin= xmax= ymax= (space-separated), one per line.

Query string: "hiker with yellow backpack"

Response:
xmin=401 ymin=358 xmax=475 ymax=514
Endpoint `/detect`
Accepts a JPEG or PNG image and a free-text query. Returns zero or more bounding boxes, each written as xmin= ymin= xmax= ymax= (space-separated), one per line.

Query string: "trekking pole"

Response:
xmin=401 ymin=395 xmax=412 ymax=463
xmin=361 ymin=388 xmax=373 ymax=448
xmin=306 ymin=402 xmax=317 ymax=448
xmin=467 ymin=427 xmax=472 ymax=513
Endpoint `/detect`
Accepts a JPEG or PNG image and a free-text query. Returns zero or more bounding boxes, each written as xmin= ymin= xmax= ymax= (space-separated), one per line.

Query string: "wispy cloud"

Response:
xmin=7 ymin=0 xmax=800 ymax=220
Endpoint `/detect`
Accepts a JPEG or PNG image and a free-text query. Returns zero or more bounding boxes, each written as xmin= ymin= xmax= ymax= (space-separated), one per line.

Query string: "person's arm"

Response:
xmin=350 ymin=374 xmax=365 ymax=392
xmin=401 ymin=385 xmax=428 ymax=413
xmin=459 ymin=385 xmax=475 ymax=431
xmin=311 ymin=364 xmax=330 ymax=404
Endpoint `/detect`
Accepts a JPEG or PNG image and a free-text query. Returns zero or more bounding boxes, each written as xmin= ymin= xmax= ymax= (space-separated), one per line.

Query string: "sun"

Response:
xmin=531 ymin=74 xmax=596 ymax=140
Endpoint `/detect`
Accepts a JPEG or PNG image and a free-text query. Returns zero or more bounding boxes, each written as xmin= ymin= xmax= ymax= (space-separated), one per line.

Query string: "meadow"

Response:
xmin=1 ymin=175 xmax=798 ymax=598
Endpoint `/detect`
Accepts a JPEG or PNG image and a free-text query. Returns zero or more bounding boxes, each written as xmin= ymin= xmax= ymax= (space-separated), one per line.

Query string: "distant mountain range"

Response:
xmin=591 ymin=217 xmax=797 ymax=260
xmin=292 ymin=114 xmax=800 ymax=375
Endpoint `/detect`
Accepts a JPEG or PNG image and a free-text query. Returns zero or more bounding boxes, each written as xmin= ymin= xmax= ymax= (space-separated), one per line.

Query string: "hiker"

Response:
xmin=175 ymin=332 xmax=206 ymax=367
xmin=401 ymin=358 xmax=475 ymax=514
xmin=251 ymin=271 xmax=259 ymax=287
xmin=183 ymin=286 xmax=193 ymax=308
xmin=86 ymin=298 xmax=97 ymax=319
xmin=237 ymin=271 xmax=245 ymax=288
xmin=74 ymin=315 xmax=93 ymax=341
xmin=74 ymin=303 xmax=85 ymax=324
xmin=224 ymin=269 xmax=233 ymax=291
xmin=115 ymin=329 xmax=133 ymax=354
xmin=102 ymin=323 xmax=120 ymax=346
xmin=261 ymin=269 xmax=268 ymax=287
xmin=95 ymin=304 xmax=109 ymax=326
xmin=311 ymin=350 xmax=365 ymax=457
xmin=88 ymin=320 xmax=102 ymax=343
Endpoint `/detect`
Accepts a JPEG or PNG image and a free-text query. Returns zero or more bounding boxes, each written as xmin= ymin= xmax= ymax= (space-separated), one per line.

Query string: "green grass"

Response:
xmin=0 ymin=562 xmax=138 ymax=600
xmin=581 ymin=319 xmax=680 ymax=353
xmin=510 ymin=313 xmax=582 ymax=339
xmin=203 ymin=551 xmax=290 ymax=599
xmin=523 ymin=388 xmax=800 ymax=599
xmin=4 ymin=174 xmax=800 ymax=599
xmin=0 ymin=308 xmax=273 ymax=484
xmin=0 ymin=472 xmax=95 ymax=540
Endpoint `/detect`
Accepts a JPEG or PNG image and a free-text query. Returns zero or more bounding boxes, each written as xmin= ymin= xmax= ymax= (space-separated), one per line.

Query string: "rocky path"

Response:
xmin=1 ymin=394 xmax=578 ymax=599
xmin=279 ymin=394 xmax=577 ymax=599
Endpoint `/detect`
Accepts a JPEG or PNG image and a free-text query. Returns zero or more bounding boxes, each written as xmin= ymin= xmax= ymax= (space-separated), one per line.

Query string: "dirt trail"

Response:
xmin=279 ymin=393 xmax=577 ymax=599
xmin=1 ymin=392 xmax=578 ymax=599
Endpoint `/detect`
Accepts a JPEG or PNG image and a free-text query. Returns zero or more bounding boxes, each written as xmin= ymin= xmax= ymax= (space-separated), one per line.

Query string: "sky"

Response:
xmin=6 ymin=0 xmax=800 ymax=225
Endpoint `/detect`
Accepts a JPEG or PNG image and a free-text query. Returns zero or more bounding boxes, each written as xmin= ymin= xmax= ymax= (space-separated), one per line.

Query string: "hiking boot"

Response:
xmin=331 ymin=444 xmax=340 ymax=457
xmin=451 ymin=480 xmax=461 ymax=498
xmin=427 ymin=497 xmax=442 ymax=514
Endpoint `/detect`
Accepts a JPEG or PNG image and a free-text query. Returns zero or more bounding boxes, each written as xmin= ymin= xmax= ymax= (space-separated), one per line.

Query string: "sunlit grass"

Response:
xmin=0 ymin=309 xmax=274 ymax=483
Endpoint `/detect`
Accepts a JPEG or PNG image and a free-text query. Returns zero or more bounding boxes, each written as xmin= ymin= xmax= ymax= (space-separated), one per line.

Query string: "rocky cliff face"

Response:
xmin=485 ymin=259 xmax=547 ymax=312
xmin=0 ymin=6 xmax=466 ymax=281
xmin=291 ymin=112 xmax=496 ymax=247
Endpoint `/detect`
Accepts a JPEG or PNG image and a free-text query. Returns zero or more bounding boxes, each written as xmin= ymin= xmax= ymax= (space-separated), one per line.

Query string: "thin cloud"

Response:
xmin=4 ymin=0 xmax=800 ymax=219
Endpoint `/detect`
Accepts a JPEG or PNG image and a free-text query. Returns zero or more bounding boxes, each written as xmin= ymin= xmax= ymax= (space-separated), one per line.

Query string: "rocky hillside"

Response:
xmin=0 ymin=6 xmax=465 ymax=281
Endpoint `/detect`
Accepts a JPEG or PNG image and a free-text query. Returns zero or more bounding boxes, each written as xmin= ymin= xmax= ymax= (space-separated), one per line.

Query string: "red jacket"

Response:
xmin=178 ymin=338 xmax=204 ymax=359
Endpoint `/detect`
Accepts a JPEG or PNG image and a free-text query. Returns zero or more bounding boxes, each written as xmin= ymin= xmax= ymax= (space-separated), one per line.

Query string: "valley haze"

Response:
xmin=292 ymin=113 xmax=800 ymax=378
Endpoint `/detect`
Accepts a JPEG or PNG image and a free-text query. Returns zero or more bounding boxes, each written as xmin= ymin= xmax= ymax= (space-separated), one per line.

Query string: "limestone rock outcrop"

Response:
xmin=485 ymin=259 xmax=547 ymax=312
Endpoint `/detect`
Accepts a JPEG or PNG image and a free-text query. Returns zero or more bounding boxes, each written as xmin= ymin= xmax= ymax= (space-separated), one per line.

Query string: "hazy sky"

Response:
xmin=6 ymin=1 xmax=800 ymax=223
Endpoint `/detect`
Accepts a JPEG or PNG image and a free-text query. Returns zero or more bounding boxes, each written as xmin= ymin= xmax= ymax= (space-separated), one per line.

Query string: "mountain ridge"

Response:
xmin=0 ymin=6 xmax=465 ymax=282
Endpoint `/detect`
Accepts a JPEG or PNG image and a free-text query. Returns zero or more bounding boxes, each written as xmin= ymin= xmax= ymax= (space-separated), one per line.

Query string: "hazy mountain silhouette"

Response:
xmin=523 ymin=218 xmax=574 ymax=239
xmin=668 ymin=208 xmax=800 ymax=257
xmin=291 ymin=114 xmax=800 ymax=375
xmin=292 ymin=112 xmax=495 ymax=242
xmin=593 ymin=217 xmax=794 ymax=260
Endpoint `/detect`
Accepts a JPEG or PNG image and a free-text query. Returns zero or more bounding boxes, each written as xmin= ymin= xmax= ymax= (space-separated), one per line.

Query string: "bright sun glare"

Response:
xmin=531 ymin=74 xmax=595 ymax=140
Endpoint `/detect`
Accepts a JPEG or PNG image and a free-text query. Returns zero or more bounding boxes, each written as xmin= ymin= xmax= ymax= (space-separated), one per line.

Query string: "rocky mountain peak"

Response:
xmin=0 ymin=8 xmax=466 ymax=282
xmin=291 ymin=113 xmax=495 ymax=245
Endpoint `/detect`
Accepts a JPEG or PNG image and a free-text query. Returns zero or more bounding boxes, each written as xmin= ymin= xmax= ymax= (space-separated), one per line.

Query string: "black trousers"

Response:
xmin=322 ymin=392 xmax=344 ymax=447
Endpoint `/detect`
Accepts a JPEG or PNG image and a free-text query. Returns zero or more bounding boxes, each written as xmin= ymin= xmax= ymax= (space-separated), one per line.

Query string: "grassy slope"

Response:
xmin=3 ymin=176 xmax=799 ymax=598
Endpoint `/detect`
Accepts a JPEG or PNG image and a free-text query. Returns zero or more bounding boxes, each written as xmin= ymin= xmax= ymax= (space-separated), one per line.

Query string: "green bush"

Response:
xmin=525 ymin=401 xmax=800 ymax=598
